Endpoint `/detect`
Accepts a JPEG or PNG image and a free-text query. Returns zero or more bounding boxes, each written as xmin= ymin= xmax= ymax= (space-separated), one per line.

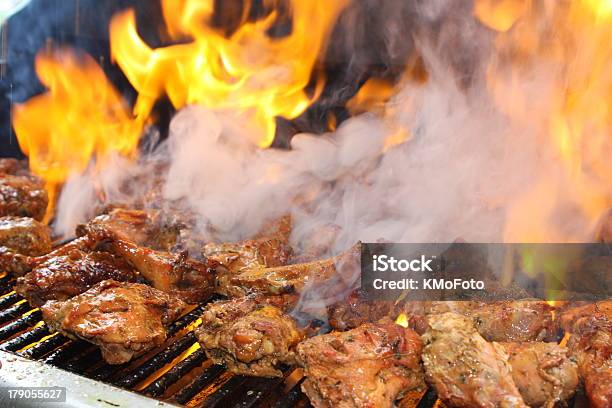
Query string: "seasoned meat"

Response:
xmin=327 ymin=288 xmax=397 ymax=331
xmin=0 ymin=158 xmax=29 ymax=176
xmin=558 ymin=299 xmax=612 ymax=332
xmin=422 ymin=313 xmax=527 ymax=408
xmin=296 ymin=321 xmax=424 ymax=408
xmin=41 ymin=280 xmax=185 ymax=364
xmin=0 ymin=174 xmax=48 ymax=221
xmin=77 ymin=208 xmax=183 ymax=252
xmin=196 ymin=299 xmax=303 ymax=377
xmin=329 ymin=296 xmax=554 ymax=342
xmin=0 ymin=235 xmax=98 ymax=276
xmin=567 ymin=314 xmax=612 ymax=408
xmin=15 ymin=249 xmax=137 ymax=306
xmin=203 ymin=215 xmax=292 ymax=296
xmin=469 ymin=299 xmax=555 ymax=342
xmin=501 ymin=342 xmax=579 ymax=407
xmin=227 ymin=244 xmax=360 ymax=298
xmin=0 ymin=216 xmax=51 ymax=255
xmin=95 ymin=229 xmax=217 ymax=303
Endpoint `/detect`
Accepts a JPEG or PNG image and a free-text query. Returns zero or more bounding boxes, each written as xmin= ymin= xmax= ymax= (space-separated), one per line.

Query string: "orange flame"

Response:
xmin=110 ymin=0 xmax=349 ymax=147
xmin=477 ymin=1 xmax=612 ymax=241
xmin=12 ymin=48 xmax=143 ymax=217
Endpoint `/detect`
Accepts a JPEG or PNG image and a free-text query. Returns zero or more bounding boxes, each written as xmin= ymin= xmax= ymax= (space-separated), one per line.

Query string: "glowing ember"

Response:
xmin=395 ymin=313 xmax=409 ymax=328
xmin=110 ymin=0 xmax=349 ymax=148
xmin=474 ymin=0 xmax=529 ymax=32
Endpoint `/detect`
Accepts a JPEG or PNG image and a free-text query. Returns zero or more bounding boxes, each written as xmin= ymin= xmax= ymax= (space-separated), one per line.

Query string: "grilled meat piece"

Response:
xmin=297 ymin=321 xmax=424 ymax=408
xmin=0 ymin=235 xmax=98 ymax=276
xmin=203 ymin=215 xmax=292 ymax=296
xmin=41 ymin=280 xmax=185 ymax=364
xmin=422 ymin=313 xmax=528 ymax=408
xmin=0 ymin=158 xmax=29 ymax=176
xmin=227 ymin=244 xmax=360 ymax=298
xmin=329 ymin=296 xmax=554 ymax=342
xmin=77 ymin=208 xmax=184 ymax=252
xmin=15 ymin=249 xmax=137 ymax=306
xmin=469 ymin=299 xmax=555 ymax=342
xmin=196 ymin=298 xmax=303 ymax=377
xmin=0 ymin=174 xmax=48 ymax=221
xmin=558 ymin=299 xmax=612 ymax=332
xmin=95 ymin=229 xmax=217 ymax=303
xmin=501 ymin=342 xmax=579 ymax=407
xmin=566 ymin=314 xmax=612 ymax=408
xmin=0 ymin=216 xmax=51 ymax=255
xmin=327 ymin=288 xmax=397 ymax=331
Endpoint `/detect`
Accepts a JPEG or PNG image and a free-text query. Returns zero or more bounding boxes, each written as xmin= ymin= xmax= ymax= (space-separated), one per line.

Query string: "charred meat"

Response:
xmin=96 ymin=229 xmax=217 ymax=303
xmin=203 ymin=215 xmax=292 ymax=296
xmin=422 ymin=313 xmax=527 ymax=408
xmin=41 ymin=280 xmax=185 ymax=364
xmin=566 ymin=313 xmax=612 ymax=408
xmin=0 ymin=216 xmax=51 ymax=255
xmin=327 ymin=288 xmax=397 ymax=331
xmin=0 ymin=174 xmax=48 ymax=221
xmin=501 ymin=342 xmax=579 ymax=407
xmin=227 ymin=244 xmax=360 ymax=298
xmin=0 ymin=235 xmax=98 ymax=276
xmin=15 ymin=249 xmax=137 ymax=306
xmin=296 ymin=321 xmax=424 ymax=408
xmin=196 ymin=298 xmax=303 ymax=377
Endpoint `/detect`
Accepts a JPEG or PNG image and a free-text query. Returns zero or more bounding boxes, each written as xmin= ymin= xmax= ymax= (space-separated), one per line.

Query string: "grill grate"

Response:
xmin=0 ymin=273 xmax=581 ymax=408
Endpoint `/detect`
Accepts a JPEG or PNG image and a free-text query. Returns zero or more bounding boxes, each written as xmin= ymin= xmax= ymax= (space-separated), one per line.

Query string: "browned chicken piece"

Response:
xmin=422 ymin=313 xmax=528 ymax=408
xmin=501 ymin=342 xmax=579 ymax=407
xmin=557 ymin=299 xmax=612 ymax=332
xmin=327 ymin=288 xmax=398 ymax=331
xmin=296 ymin=321 xmax=424 ymax=408
xmin=15 ymin=249 xmax=137 ymax=306
xmin=203 ymin=215 xmax=292 ymax=296
xmin=328 ymin=296 xmax=555 ymax=342
xmin=196 ymin=298 xmax=303 ymax=377
xmin=469 ymin=299 xmax=555 ymax=342
xmin=41 ymin=280 xmax=186 ymax=364
xmin=0 ymin=234 xmax=100 ymax=276
xmin=98 ymin=231 xmax=217 ymax=303
xmin=77 ymin=207 xmax=184 ymax=252
xmin=566 ymin=314 xmax=612 ymax=408
xmin=227 ymin=244 xmax=360 ymax=298
xmin=0 ymin=174 xmax=48 ymax=221
xmin=0 ymin=216 xmax=51 ymax=255
xmin=0 ymin=158 xmax=28 ymax=175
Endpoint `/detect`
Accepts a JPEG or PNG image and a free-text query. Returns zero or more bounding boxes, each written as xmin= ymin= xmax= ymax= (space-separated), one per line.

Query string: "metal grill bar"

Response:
xmin=142 ymin=348 xmax=207 ymax=397
xmin=0 ymin=310 xmax=41 ymax=341
xmin=114 ymin=332 xmax=198 ymax=388
xmin=173 ymin=364 xmax=225 ymax=405
xmin=0 ymin=292 xmax=20 ymax=309
xmin=0 ymin=301 xmax=30 ymax=325
xmin=19 ymin=333 xmax=69 ymax=359
xmin=0 ymin=325 xmax=49 ymax=352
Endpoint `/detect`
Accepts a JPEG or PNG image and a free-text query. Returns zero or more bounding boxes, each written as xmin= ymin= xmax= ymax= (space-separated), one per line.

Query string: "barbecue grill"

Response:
xmin=0 ymin=270 xmax=593 ymax=408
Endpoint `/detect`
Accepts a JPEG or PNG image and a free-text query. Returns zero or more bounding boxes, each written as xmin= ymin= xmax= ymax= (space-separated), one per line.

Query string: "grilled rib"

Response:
xmin=196 ymin=297 xmax=303 ymax=377
xmin=41 ymin=280 xmax=186 ymax=365
xmin=15 ymin=249 xmax=137 ymax=306
xmin=203 ymin=215 xmax=292 ymax=296
xmin=422 ymin=313 xmax=528 ymax=408
xmin=0 ymin=216 xmax=51 ymax=256
xmin=296 ymin=321 xmax=424 ymax=408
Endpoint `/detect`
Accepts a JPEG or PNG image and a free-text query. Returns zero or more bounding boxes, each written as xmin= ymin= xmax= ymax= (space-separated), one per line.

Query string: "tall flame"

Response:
xmin=110 ymin=0 xmax=348 ymax=147
xmin=476 ymin=0 xmax=612 ymax=241
xmin=12 ymin=48 xmax=142 ymax=216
